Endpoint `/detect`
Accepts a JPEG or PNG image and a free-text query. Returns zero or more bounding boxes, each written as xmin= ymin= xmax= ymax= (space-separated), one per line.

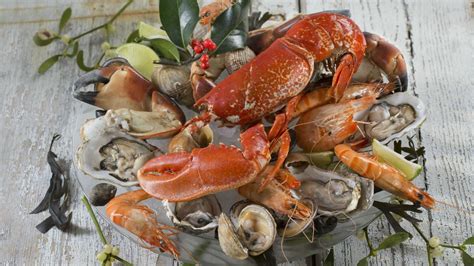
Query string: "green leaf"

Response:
xmin=463 ymin=236 xmax=474 ymax=245
xmin=66 ymin=42 xmax=79 ymax=57
xmin=159 ymin=0 xmax=199 ymax=49
xmin=38 ymin=55 xmax=61 ymax=74
xmin=58 ymin=7 xmax=72 ymax=33
xmin=376 ymin=232 xmax=410 ymax=250
xmin=357 ymin=257 xmax=368 ymax=266
xmin=33 ymin=30 xmax=57 ymax=46
xmin=76 ymin=50 xmax=95 ymax=72
xmin=323 ymin=248 xmax=334 ymax=266
xmin=210 ymin=0 xmax=250 ymax=54
xmin=462 ymin=251 xmax=474 ymax=266
xmin=148 ymin=38 xmax=180 ymax=62
xmin=126 ymin=29 xmax=141 ymax=43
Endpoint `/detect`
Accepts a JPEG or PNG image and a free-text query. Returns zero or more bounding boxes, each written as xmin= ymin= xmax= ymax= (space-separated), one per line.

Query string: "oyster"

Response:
xmin=76 ymin=116 xmax=160 ymax=186
xmin=357 ymin=92 xmax=426 ymax=144
xmin=163 ymin=195 xmax=221 ymax=234
xmin=218 ymin=204 xmax=276 ymax=259
xmin=286 ymin=156 xmax=374 ymax=219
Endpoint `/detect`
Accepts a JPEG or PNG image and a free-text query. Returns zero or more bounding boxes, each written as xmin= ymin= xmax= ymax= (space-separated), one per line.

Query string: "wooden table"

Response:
xmin=1 ymin=0 xmax=472 ymax=265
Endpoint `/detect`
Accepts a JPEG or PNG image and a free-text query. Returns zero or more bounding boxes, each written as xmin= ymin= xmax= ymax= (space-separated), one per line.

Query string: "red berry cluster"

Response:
xmin=191 ymin=38 xmax=217 ymax=70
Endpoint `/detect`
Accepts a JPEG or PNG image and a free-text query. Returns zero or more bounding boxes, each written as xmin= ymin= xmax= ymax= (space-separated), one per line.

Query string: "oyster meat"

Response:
xmin=356 ymin=92 xmax=426 ymax=144
xmin=286 ymin=155 xmax=374 ymax=219
xmin=163 ymin=195 xmax=221 ymax=234
xmin=76 ymin=116 xmax=160 ymax=186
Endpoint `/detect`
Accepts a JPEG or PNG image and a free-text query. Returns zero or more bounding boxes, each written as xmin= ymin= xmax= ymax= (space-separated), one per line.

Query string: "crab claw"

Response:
xmin=138 ymin=124 xmax=271 ymax=202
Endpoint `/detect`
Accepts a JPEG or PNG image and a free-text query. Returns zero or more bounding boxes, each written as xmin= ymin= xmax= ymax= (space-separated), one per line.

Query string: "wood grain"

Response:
xmin=0 ymin=0 xmax=472 ymax=265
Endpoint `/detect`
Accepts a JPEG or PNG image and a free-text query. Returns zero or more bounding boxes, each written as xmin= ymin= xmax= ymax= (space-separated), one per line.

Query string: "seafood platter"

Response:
xmin=71 ymin=1 xmax=434 ymax=264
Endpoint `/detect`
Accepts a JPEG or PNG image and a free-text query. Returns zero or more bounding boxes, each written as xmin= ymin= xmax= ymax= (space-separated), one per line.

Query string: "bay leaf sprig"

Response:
xmin=30 ymin=134 xmax=72 ymax=233
xmin=34 ymin=0 xmax=133 ymax=74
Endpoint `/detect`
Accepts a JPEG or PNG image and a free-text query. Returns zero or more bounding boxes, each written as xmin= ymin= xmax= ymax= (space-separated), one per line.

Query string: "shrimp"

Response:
xmin=105 ymin=190 xmax=179 ymax=257
xmin=295 ymin=95 xmax=376 ymax=152
xmin=238 ymin=166 xmax=311 ymax=220
xmin=334 ymin=144 xmax=435 ymax=209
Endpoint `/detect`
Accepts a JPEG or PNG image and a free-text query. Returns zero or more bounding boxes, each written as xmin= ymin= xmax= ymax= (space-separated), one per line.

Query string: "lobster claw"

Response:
xmin=138 ymin=124 xmax=271 ymax=202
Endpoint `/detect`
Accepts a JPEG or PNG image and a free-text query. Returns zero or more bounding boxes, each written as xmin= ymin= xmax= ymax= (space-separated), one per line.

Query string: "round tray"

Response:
xmin=72 ymin=104 xmax=390 ymax=265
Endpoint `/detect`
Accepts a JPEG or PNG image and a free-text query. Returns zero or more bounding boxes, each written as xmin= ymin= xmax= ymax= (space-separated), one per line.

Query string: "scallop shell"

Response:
xmin=355 ymin=92 xmax=426 ymax=144
xmin=163 ymin=195 xmax=221 ymax=234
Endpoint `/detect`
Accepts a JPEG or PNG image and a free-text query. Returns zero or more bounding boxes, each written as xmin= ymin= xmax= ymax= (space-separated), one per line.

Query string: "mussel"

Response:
xmin=218 ymin=203 xmax=277 ymax=260
xmin=163 ymin=194 xmax=221 ymax=234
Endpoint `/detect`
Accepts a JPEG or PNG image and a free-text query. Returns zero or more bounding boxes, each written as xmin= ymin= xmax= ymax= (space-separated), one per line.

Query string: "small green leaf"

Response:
xmin=159 ymin=0 xmax=199 ymax=49
xmin=376 ymin=232 xmax=410 ymax=250
xmin=38 ymin=55 xmax=61 ymax=74
xmin=323 ymin=248 xmax=334 ymax=266
xmin=126 ymin=29 xmax=140 ymax=43
xmin=463 ymin=236 xmax=474 ymax=245
xmin=148 ymin=38 xmax=180 ymax=62
xmin=33 ymin=30 xmax=57 ymax=46
xmin=210 ymin=0 xmax=251 ymax=54
xmin=66 ymin=42 xmax=79 ymax=57
xmin=58 ymin=7 xmax=72 ymax=33
xmin=461 ymin=251 xmax=474 ymax=266
xmin=76 ymin=50 xmax=95 ymax=72
xmin=357 ymin=257 xmax=369 ymax=266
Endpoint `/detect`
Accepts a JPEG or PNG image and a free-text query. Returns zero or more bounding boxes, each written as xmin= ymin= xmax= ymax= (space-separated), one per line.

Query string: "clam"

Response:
xmin=163 ymin=195 xmax=221 ymax=234
xmin=152 ymin=65 xmax=195 ymax=107
xmin=76 ymin=116 xmax=161 ymax=186
xmin=286 ymin=156 xmax=374 ymax=219
xmin=356 ymin=92 xmax=426 ymax=144
xmin=168 ymin=124 xmax=213 ymax=153
xmin=218 ymin=204 xmax=277 ymax=260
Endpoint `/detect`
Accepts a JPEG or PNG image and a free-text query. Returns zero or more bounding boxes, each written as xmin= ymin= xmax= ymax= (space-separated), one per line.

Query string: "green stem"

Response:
xmin=111 ymin=255 xmax=133 ymax=266
xmin=154 ymin=53 xmax=202 ymax=66
xmin=412 ymin=224 xmax=433 ymax=266
xmin=440 ymin=243 xmax=464 ymax=250
xmin=81 ymin=196 xmax=108 ymax=245
xmin=364 ymin=227 xmax=376 ymax=256
xmin=94 ymin=52 xmax=106 ymax=68
xmin=71 ymin=0 xmax=133 ymax=41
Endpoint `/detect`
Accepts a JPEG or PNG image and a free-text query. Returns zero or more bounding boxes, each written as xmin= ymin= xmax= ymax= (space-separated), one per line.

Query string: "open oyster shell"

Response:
xmin=286 ymin=155 xmax=374 ymax=219
xmin=218 ymin=204 xmax=276 ymax=259
xmin=356 ymin=92 xmax=426 ymax=144
xmin=76 ymin=116 xmax=160 ymax=186
xmin=163 ymin=195 xmax=221 ymax=234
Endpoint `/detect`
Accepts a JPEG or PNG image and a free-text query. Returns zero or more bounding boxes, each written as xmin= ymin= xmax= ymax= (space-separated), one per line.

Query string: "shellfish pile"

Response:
xmin=72 ymin=3 xmax=434 ymax=263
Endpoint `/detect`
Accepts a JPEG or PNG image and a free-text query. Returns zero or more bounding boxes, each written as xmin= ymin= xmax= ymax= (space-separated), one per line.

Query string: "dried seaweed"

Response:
xmin=393 ymin=135 xmax=425 ymax=164
xmin=373 ymin=201 xmax=422 ymax=236
xmin=30 ymin=134 xmax=71 ymax=233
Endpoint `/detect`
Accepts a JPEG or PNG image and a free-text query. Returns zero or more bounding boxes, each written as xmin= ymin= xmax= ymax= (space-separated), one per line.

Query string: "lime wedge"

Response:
xmin=138 ymin=22 xmax=168 ymax=39
xmin=304 ymin=151 xmax=334 ymax=169
xmin=115 ymin=43 xmax=159 ymax=80
xmin=372 ymin=139 xmax=422 ymax=180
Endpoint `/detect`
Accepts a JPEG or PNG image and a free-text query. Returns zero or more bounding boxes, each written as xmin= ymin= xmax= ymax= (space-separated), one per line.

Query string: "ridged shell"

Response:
xmin=224 ymin=47 xmax=256 ymax=74
xmin=152 ymin=65 xmax=195 ymax=107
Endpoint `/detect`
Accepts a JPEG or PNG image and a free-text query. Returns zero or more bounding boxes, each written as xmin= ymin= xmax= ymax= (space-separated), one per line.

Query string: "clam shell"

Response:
xmin=355 ymin=92 xmax=426 ymax=144
xmin=218 ymin=213 xmax=249 ymax=260
xmin=236 ymin=205 xmax=276 ymax=256
xmin=168 ymin=125 xmax=213 ymax=153
xmin=163 ymin=195 xmax=221 ymax=234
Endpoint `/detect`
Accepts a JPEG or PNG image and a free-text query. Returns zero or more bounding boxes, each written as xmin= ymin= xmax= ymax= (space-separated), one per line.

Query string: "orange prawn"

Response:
xmin=105 ymin=190 xmax=180 ymax=257
xmin=334 ymin=144 xmax=435 ymax=209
